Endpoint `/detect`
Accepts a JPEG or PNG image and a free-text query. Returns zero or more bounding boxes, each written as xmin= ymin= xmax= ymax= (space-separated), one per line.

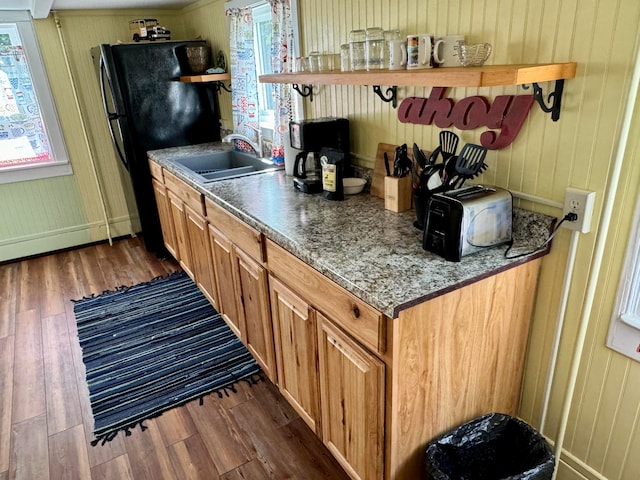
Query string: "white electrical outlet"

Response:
xmin=562 ymin=187 xmax=596 ymax=233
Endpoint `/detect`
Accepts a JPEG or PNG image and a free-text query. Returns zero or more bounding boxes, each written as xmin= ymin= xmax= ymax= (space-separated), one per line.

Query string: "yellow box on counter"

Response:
xmin=384 ymin=175 xmax=413 ymax=212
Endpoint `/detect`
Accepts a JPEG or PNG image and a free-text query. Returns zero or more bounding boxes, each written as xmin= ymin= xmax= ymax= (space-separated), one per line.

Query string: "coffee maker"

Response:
xmin=290 ymin=117 xmax=349 ymax=193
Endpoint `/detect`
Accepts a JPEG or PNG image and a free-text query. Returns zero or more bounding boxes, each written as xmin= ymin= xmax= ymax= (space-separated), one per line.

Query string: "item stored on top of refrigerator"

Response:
xmin=91 ymin=41 xmax=220 ymax=254
xmin=422 ymin=185 xmax=512 ymax=262
xmin=128 ymin=19 xmax=171 ymax=42
xmin=185 ymin=45 xmax=211 ymax=74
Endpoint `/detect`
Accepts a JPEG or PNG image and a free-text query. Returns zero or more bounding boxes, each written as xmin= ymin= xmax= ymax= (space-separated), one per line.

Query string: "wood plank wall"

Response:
xmin=293 ymin=1 xmax=640 ymax=479
xmin=5 ymin=1 xmax=640 ymax=478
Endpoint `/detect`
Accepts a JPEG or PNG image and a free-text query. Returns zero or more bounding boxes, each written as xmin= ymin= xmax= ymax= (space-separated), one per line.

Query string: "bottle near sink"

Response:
xmin=321 ymin=148 xmax=345 ymax=201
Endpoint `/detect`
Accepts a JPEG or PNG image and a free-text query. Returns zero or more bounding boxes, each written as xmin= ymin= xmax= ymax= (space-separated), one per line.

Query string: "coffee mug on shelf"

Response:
xmin=406 ymin=34 xmax=433 ymax=69
xmin=388 ymin=39 xmax=407 ymax=70
xmin=433 ymin=34 xmax=465 ymax=67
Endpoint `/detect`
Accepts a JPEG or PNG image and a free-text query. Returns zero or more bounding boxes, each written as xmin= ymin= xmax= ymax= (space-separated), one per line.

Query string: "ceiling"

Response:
xmin=12 ymin=1 xmax=197 ymax=19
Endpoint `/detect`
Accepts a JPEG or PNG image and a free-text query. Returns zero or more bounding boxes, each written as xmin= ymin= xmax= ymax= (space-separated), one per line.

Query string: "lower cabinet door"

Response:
xmin=208 ymin=224 xmax=243 ymax=338
xmin=234 ymin=246 xmax=276 ymax=382
xmin=167 ymin=189 xmax=193 ymax=278
xmin=151 ymin=178 xmax=178 ymax=259
xmin=317 ymin=313 xmax=385 ymax=480
xmin=184 ymin=203 xmax=218 ymax=311
xmin=269 ymin=276 xmax=320 ymax=433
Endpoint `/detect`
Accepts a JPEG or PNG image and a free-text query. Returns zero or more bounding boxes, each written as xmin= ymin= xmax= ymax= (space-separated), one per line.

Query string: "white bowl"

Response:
xmin=343 ymin=177 xmax=366 ymax=195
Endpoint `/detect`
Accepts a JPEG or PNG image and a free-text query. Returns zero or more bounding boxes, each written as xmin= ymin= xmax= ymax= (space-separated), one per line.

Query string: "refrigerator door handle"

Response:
xmin=100 ymin=56 xmax=129 ymax=170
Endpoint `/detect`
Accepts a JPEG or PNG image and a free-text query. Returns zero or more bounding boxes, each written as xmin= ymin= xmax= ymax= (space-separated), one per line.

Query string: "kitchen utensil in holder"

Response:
xmin=447 ymin=143 xmax=488 ymax=189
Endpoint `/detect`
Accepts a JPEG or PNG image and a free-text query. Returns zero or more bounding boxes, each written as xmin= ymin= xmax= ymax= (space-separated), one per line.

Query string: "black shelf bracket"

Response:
xmin=212 ymin=81 xmax=232 ymax=94
xmin=372 ymin=85 xmax=397 ymax=108
xmin=523 ymin=79 xmax=565 ymax=121
xmin=292 ymin=84 xmax=313 ymax=102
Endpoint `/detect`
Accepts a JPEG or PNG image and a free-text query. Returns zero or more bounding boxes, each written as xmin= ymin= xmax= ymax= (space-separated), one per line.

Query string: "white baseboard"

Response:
xmin=0 ymin=216 xmax=136 ymax=262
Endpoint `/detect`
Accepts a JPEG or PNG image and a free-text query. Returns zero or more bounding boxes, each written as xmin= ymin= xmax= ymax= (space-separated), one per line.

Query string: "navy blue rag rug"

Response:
xmin=72 ymin=271 xmax=261 ymax=446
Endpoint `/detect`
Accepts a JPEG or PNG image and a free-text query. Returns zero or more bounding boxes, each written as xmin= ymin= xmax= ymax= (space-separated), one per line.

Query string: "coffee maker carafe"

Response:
xmin=293 ymin=151 xmax=323 ymax=193
xmin=289 ymin=117 xmax=350 ymax=193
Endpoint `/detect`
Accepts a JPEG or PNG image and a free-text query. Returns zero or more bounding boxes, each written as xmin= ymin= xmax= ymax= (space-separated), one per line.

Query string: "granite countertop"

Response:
xmin=149 ymin=142 xmax=555 ymax=318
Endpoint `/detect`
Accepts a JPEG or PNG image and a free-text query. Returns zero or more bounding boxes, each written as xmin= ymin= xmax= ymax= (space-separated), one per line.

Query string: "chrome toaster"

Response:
xmin=422 ymin=185 xmax=513 ymax=262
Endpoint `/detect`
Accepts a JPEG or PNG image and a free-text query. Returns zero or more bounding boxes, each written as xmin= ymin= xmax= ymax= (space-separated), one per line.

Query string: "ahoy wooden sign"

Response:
xmin=397 ymin=87 xmax=535 ymax=149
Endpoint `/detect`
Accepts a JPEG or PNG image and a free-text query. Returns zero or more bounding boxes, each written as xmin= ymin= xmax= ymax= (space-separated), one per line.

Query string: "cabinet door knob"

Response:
xmin=352 ymin=304 xmax=360 ymax=318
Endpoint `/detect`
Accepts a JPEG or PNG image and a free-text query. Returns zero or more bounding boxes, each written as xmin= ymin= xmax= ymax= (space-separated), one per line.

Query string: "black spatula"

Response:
xmin=448 ymin=143 xmax=488 ymax=189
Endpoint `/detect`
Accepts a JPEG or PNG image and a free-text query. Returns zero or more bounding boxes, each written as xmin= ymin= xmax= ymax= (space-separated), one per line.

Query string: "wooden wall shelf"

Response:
xmin=259 ymin=63 xmax=577 ymax=88
xmin=180 ymin=72 xmax=232 ymax=94
xmin=180 ymin=72 xmax=231 ymax=83
xmin=260 ymin=62 xmax=577 ymax=120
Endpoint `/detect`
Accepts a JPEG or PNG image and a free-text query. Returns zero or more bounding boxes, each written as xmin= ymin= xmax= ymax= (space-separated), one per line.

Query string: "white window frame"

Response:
xmin=607 ymin=190 xmax=640 ymax=361
xmin=0 ymin=11 xmax=72 ymax=184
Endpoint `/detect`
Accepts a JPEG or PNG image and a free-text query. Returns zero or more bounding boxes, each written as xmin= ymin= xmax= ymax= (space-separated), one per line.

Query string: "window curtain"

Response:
xmin=225 ymin=7 xmax=260 ymax=153
xmin=268 ymin=0 xmax=293 ymax=165
xmin=0 ymin=46 xmax=51 ymax=166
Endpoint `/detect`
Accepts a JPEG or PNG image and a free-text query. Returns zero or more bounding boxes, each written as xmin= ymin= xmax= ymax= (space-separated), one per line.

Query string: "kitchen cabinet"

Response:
xmin=266 ymin=239 xmax=386 ymax=479
xmin=233 ymin=246 xmax=276 ymax=381
xmin=317 ymin=313 xmax=385 ymax=480
xmin=166 ymin=188 xmax=193 ymax=278
xmin=161 ymin=170 xmax=221 ymax=308
xmin=184 ymin=202 xmax=218 ymax=310
xmin=150 ymin=162 xmax=218 ymax=308
xmin=269 ymin=276 xmax=320 ymax=434
xmin=205 ymin=197 xmax=277 ymax=382
xmin=151 ymin=177 xmax=178 ymax=259
xmin=265 ymin=237 xmax=542 ymax=480
xmin=208 ymin=225 xmax=243 ymax=338
xmin=148 ymin=156 xmax=548 ymax=480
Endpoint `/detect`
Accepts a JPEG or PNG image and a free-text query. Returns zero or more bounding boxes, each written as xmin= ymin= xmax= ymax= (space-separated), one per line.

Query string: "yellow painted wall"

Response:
xmin=2 ymin=1 xmax=640 ymax=478
xmin=0 ymin=9 xmax=188 ymax=261
xmin=295 ymin=1 xmax=640 ymax=478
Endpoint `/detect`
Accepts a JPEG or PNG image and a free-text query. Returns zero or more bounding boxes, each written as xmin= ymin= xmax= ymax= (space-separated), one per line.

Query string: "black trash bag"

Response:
xmin=424 ymin=413 xmax=555 ymax=480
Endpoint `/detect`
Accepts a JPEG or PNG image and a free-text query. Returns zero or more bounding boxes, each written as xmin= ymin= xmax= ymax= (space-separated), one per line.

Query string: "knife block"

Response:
xmin=384 ymin=176 xmax=412 ymax=212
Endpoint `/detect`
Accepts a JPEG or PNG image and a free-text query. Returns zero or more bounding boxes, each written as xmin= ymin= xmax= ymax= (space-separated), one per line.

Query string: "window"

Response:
xmin=607 ymin=191 xmax=640 ymax=361
xmin=0 ymin=11 xmax=71 ymax=184
xmin=252 ymin=3 xmax=275 ymax=129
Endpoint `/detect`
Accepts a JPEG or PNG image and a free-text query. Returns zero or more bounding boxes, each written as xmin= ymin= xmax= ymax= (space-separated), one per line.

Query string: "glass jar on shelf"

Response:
xmin=383 ymin=29 xmax=401 ymax=69
xmin=365 ymin=27 xmax=384 ymax=70
xmin=349 ymin=29 xmax=366 ymax=71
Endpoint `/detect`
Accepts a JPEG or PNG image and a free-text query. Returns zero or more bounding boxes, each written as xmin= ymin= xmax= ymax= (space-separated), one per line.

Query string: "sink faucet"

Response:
xmin=222 ymin=132 xmax=263 ymax=158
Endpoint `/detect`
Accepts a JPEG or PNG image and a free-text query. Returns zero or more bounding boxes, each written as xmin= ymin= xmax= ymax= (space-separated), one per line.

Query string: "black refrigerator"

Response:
xmin=91 ymin=41 xmax=220 ymax=255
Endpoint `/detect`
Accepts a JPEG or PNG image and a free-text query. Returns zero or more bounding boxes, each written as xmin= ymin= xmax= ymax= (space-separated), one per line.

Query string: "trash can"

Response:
xmin=424 ymin=413 xmax=555 ymax=480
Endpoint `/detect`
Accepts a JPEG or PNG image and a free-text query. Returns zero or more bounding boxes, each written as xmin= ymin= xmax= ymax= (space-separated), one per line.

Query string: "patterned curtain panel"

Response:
xmin=225 ymin=8 xmax=260 ymax=152
xmin=0 ymin=46 xmax=52 ymax=167
xmin=268 ymin=0 xmax=293 ymax=165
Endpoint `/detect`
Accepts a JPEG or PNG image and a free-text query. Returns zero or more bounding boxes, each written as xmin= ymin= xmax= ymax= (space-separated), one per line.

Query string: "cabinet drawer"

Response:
xmin=148 ymin=159 xmax=164 ymax=181
xmin=205 ymin=197 xmax=264 ymax=263
xmin=163 ymin=169 xmax=205 ymax=217
xmin=266 ymin=239 xmax=385 ymax=354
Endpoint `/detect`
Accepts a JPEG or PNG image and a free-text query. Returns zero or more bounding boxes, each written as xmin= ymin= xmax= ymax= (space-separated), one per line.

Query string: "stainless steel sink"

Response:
xmin=173 ymin=150 xmax=282 ymax=182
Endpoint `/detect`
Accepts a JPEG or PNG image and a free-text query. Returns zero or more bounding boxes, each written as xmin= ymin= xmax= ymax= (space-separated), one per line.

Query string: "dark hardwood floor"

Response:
xmin=0 ymin=237 xmax=349 ymax=480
